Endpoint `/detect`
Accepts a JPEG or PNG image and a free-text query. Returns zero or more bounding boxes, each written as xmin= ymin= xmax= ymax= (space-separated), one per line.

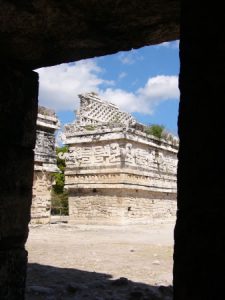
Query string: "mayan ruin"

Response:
xmin=1 ymin=2 xmax=222 ymax=299
xmin=63 ymin=92 xmax=178 ymax=224
xmin=31 ymin=106 xmax=60 ymax=224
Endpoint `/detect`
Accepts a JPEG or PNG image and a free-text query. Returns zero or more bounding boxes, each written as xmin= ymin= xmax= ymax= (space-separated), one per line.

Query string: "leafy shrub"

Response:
xmin=145 ymin=124 xmax=165 ymax=139
xmin=51 ymin=146 xmax=69 ymax=215
xmin=51 ymin=190 xmax=68 ymax=215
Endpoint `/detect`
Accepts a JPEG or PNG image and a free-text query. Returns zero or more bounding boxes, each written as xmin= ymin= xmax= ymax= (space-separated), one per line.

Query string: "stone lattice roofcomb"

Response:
xmin=76 ymin=92 xmax=136 ymax=127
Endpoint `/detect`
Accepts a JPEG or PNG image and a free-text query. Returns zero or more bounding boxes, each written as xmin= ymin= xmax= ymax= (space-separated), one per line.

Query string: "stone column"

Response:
xmin=0 ymin=65 xmax=38 ymax=299
xmin=174 ymin=3 xmax=225 ymax=299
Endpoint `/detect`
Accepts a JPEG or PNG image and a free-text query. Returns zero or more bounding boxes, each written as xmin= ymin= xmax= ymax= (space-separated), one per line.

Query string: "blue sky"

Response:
xmin=36 ymin=40 xmax=180 ymax=135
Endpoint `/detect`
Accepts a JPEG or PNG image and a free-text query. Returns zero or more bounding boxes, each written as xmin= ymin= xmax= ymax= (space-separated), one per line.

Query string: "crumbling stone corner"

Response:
xmin=31 ymin=106 xmax=60 ymax=224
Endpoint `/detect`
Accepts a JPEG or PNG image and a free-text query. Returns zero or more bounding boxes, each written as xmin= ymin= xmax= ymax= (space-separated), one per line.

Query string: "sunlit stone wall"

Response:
xmin=64 ymin=93 xmax=178 ymax=224
xmin=31 ymin=107 xmax=60 ymax=224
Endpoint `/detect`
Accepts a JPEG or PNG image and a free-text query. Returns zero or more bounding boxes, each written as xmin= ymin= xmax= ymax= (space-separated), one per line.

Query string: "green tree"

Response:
xmin=51 ymin=145 xmax=69 ymax=215
xmin=53 ymin=146 xmax=68 ymax=194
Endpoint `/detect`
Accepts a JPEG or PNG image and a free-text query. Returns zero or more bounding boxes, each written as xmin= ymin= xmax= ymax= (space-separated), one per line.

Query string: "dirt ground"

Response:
xmin=26 ymin=219 xmax=175 ymax=300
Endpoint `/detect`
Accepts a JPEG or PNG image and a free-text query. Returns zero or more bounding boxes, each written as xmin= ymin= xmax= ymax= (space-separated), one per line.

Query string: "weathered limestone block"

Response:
xmin=31 ymin=171 xmax=53 ymax=224
xmin=69 ymin=189 xmax=176 ymax=225
xmin=31 ymin=107 xmax=60 ymax=224
xmin=64 ymin=93 xmax=178 ymax=224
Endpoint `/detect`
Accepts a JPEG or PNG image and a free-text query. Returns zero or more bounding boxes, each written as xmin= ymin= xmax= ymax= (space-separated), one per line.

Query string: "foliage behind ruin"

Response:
xmin=51 ymin=146 xmax=69 ymax=215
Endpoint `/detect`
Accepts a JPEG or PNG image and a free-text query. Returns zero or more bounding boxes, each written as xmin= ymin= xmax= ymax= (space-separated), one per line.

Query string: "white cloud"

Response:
xmin=36 ymin=60 xmax=112 ymax=111
xmin=137 ymin=75 xmax=179 ymax=105
xmin=100 ymin=89 xmax=138 ymax=113
xmin=36 ymin=60 xmax=179 ymax=116
xmin=101 ymin=75 xmax=179 ymax=115
xmin=157 ymin=40 xmax=179 ymax=49
xmin=118 ymin=49 xmax=144 ymax=65
xmin=118 ymin=72 xmax=127 ymax=80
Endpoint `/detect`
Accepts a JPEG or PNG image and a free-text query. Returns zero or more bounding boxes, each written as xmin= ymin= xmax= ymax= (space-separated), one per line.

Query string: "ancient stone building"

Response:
xmin=31 ymin=106 xmax=60 ymax=224
xmin=63 ymin=93 xmax=178 ymax=224
xmin=1 ymin=2 xmax=224 ymax=300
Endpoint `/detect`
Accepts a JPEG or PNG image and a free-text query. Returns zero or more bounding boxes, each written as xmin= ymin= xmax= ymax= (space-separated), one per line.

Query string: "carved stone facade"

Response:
xmin=31 ymin=106 xmax=60 ymax=224
xmin=64 ymin=93 xmax=178 ymax=224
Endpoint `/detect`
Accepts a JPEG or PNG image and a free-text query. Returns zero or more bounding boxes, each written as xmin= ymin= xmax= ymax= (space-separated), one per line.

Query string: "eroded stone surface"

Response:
xmin=31 ymin=107 xmax=60 ymax=224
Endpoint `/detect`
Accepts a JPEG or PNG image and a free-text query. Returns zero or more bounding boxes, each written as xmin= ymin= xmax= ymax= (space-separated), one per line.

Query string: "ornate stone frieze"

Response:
xmin=31 ymin=106 xmax=60 ymax=224
xmin=34 ymin=106 xmax=60 ymax=172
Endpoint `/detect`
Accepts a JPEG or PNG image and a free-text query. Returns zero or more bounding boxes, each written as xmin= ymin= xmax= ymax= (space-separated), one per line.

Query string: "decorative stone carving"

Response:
xmin=31 ymin=106 xmax=60 ymax=224
xmin=76 ymin=92 xmax=136 ymax=127
xmin=64 ymin=93 xmax=178 ymax=224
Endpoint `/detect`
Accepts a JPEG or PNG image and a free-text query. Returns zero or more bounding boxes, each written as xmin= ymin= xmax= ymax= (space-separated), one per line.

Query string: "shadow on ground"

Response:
xmin=26 ymin=263 xmax=173 ymax=300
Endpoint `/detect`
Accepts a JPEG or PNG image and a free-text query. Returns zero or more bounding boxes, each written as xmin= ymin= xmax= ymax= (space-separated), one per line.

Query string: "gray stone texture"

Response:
xmin=31 ymin=107 xmax=59 ymax=224
xmin=0 ymin=66 xmax=38 ymax=299
xmin=0 ymin=1 xmax=179 ymax=69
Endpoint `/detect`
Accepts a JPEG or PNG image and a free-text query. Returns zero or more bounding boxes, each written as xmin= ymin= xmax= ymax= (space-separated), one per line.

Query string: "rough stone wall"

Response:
xmin=173 ymin=3 xmax=225 ymax=299
xmin=0 ymin=1 xmax=180 ymax=69
xmin=31 ymin=107 xmax=59 ymax=224
xmin=0 ymin=66 xmax=38 ymax=300
xmin=64 ymin=93 xmax=178 ymax=224
xmin=31 ymin=171 xmax=52 ymax=224
xmin=69 ymin=189 xmax=176 ymax=225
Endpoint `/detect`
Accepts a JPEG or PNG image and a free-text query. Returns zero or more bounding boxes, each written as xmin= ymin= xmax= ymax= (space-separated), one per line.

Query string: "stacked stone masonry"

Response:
xmin=31 ymin=106 xmax=60 ymax=224
xmin=64 ymin=93 xmax=178 ymax=224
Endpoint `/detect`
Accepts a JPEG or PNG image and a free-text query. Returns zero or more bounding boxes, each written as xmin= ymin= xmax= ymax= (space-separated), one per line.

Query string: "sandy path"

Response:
xmin=26 ymin=221 xmax=175 ymax=300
